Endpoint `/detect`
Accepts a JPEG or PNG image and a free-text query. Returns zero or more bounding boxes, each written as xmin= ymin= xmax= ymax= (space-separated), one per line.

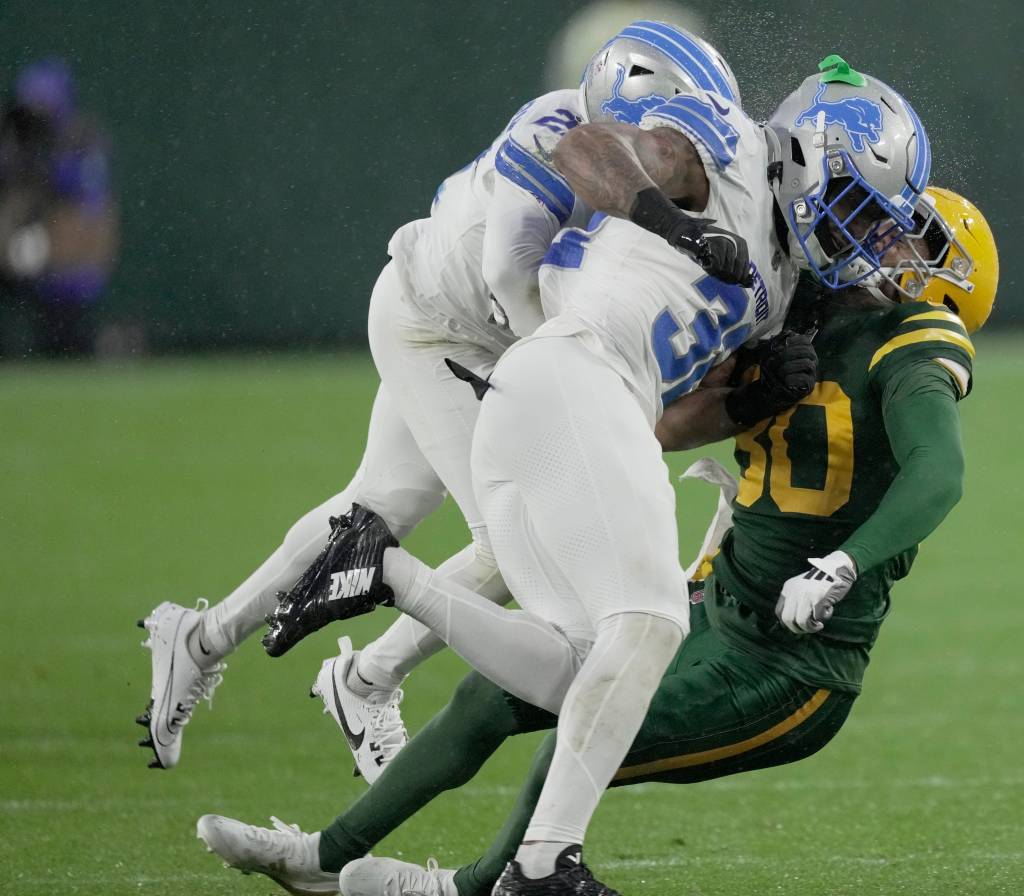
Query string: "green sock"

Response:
xmin=318 ymin=671 xmax=523 ymax=873
xmin=452 ymin=732 xmax=557 ymax=896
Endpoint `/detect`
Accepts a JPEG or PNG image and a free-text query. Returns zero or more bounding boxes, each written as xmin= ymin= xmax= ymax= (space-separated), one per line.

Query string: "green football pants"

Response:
xmin=452 ymin=594 xmax=856 ymax=895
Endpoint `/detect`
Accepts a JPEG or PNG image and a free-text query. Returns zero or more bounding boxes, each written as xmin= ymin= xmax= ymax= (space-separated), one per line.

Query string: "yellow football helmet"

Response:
xmin=888 ymin=187 xmax=999 ymax=333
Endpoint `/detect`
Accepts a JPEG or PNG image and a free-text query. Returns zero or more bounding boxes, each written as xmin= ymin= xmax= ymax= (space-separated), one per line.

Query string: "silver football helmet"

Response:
xmin=766 ymin=55 xmax=931 ymax=289
xmin=579 ymin=20 xmax=741 ymax=125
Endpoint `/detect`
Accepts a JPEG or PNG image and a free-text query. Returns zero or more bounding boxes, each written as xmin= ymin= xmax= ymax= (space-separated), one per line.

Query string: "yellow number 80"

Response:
xmin=735 ymin=380 xmax=854 ymax=517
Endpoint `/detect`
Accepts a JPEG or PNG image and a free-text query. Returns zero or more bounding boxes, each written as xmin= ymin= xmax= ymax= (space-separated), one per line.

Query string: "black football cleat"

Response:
xmin=492 ymin=846 xmax=621 ymax=896
xmin=262 ymin=504 xmax=399 ymax=657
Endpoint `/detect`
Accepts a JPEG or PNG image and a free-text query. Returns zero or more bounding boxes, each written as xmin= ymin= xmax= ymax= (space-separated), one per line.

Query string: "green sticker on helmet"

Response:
xmin=818 ymin=54 xmax=867 ymax=87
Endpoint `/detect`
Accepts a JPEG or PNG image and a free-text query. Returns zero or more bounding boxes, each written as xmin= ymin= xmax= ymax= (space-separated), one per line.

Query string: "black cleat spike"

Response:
xmin=139 ymin=736 xmax=154 ymax=748
xmin=135 ymin=713 xmax=151 ymax=727
xmin=137 ymin=618 xmax=146 ymax=629
xmin=148 ymin=758 xmax=164 ymax=769
xmin=353 ymin=765 xmax=362 ymax=778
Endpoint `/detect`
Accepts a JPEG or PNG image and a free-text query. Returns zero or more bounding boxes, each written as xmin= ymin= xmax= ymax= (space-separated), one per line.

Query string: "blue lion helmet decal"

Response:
xmin=600 ymin=65 xmax=667 ymax=124
xmin=794 ymin=82 xmax=883 ymax=152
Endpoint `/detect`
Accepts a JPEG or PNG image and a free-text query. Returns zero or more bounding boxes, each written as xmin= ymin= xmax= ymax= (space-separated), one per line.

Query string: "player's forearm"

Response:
xmin=656 ymin=387 xmax=740 ymax=451
xmin=840 ymin=385 xmax=965 ymax=573
xmin=552 ymin=124 xmax=702 ymax=216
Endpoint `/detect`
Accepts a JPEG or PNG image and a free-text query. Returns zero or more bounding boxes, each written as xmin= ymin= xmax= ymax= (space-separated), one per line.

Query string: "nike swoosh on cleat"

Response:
xmin=154 ymin=612 xmax=187 ymax=748
xmin=330 ymin=663 xmax=365 ymax=751
xmin=197 ymin=631 xmax=212 ymax=657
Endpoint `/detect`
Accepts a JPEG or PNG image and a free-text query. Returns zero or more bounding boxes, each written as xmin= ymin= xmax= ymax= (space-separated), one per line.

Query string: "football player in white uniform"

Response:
xmin=259 ymin=56 xmax=931 ymax=895
xmin=136 ymin=21 xmax=743 ymax=776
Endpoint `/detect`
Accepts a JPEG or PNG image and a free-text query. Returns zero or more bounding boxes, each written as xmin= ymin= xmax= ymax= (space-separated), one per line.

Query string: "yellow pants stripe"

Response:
xmin=612 ymin=687 xmax=832 ymax=782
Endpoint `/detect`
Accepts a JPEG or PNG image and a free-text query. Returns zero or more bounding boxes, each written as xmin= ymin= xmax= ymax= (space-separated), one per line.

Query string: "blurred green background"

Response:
xmin=0 ymin=0 xmax=1019 ymax=350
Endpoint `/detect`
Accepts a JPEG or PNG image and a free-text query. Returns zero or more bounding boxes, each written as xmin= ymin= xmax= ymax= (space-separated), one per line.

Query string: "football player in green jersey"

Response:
xmin=195 ymin=188 xmax=998 ymax=896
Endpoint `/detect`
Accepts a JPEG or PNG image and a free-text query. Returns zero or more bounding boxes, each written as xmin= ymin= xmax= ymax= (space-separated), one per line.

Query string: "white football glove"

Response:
xmin=775 ymin=551 xmax=858 ymax=635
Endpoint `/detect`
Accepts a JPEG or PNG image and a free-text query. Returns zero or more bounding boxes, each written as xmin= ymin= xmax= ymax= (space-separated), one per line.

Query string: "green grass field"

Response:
xmin=2 ymin=340 xmax=1022 ymax=895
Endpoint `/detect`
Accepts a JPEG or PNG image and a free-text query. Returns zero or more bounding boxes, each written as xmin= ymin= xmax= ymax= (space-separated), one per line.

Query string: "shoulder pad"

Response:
xmin=495 ymin=90 xmax=581 ymax=224
xmin=639 ymin=90 xmax=745 ymax=170
xmin=868 ymin=300 xmax=974 ymax=389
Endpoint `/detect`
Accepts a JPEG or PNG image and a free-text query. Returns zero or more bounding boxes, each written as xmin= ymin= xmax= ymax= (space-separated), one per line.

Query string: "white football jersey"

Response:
xmin=387 ymin=90 xmax=593 ymax=353
xmin=536 ymin=91 xmax=799 ymax=425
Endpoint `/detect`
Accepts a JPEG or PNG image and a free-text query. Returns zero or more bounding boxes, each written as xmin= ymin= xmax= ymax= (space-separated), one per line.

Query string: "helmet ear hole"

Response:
xmin=943 ymin=295 xmax=960 ymax=315
xmin=790 ymin=137 xmax=805 ymax=167
xmin=922 ymin=218 xmax=949 ymax=264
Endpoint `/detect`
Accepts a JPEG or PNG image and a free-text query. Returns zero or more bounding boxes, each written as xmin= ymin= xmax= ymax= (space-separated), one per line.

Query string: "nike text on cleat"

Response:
xmin=137 ymin=600 xmax=225 ymax=769
xmin=262 ymin=505 xmax=398 ymax=657
xmin=492 ymin=846 xmax=621 ymax=896
xmin=339 ymin=856 xmax=456 ymax=896
xmin=327 ymin=568 xmax=377 ymax=601
xmin=310 ymin=637 xmax=408 ymax=785
xmin=196 ymin=814 xmax=339 ymax=895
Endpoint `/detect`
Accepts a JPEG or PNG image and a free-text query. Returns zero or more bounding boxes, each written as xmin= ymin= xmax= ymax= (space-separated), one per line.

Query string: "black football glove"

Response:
xmin=629 ymin=187 xmax=754 ymax=287
xmin=692 ymin=221 xmax=753 ymax=288
xmin=725 ymin=331 xmax=818 ymax=426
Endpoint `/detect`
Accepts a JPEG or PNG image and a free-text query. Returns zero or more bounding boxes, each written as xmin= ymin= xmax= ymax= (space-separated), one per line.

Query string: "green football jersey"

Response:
xmin=707 ymin=285 xmax=974 ymax=693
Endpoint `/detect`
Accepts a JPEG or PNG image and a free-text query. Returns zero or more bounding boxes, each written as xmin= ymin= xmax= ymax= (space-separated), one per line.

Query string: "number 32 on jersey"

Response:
xmin=652 ymin=275 xmax=751 ymax=405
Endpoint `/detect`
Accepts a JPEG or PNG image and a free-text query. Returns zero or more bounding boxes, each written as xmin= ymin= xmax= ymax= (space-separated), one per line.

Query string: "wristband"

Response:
xmin=629 ymin=187 xmax=684 ymax=238
xmin=628 ymin=188 xmax=704 ymax=254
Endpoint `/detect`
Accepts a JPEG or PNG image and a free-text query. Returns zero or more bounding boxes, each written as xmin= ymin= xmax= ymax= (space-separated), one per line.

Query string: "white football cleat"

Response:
xmin=310 ymin=637 xmax=408 ymax=784
xmin=136 ymin=600 xmax=224 ymax=769
xmin=196 ymin=814 xmax=339 ymax=895
xmin=339 ymin=856 xmax=457 ymax=896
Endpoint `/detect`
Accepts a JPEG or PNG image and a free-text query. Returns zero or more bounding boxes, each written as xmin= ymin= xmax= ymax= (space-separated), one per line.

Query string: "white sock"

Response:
xmin=523 ymin=612 xmax=683 ymax=844
xmin=345 ymin=654 xmax=388 ymax=698
xmin=357 ymin=538 xmax=512 ymax=686
xmin=186 ymin=620 xmax=220 ymax=668
xmin=381 ymin=546 xmax=589 ymax=715
xmin=514 ymin=841 xmax=575 ymax=879
xmin=196 ymin=491 xmax=359 ymax=660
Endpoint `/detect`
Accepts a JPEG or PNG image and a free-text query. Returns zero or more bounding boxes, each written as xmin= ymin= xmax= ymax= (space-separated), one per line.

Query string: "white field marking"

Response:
xmin=600 ymin=851 xmax=1024 ymax=871
xmin=456 ymin=774 xmax=1024 ymax=801
xmin=14 ymin=856 xmax=1022 ymax=887
xmin=1 ymin=796 xmax=224 ymax=812
xmin=605 ymin=774 xmax=1024 ymax=795
xmin=10 ymin=872 xmax=229 ymax=886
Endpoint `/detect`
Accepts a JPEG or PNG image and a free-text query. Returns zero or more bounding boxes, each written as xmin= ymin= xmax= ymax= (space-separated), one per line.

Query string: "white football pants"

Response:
xmin=198 ymin=261 xmax=510 ymax=667
xmin=389 ymin=333 xmax=689 ymax=846
xmin=477 ymin=334 xmax=689 ymax=844
xmin=472 ymin=334 xmax=690 ymax=635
